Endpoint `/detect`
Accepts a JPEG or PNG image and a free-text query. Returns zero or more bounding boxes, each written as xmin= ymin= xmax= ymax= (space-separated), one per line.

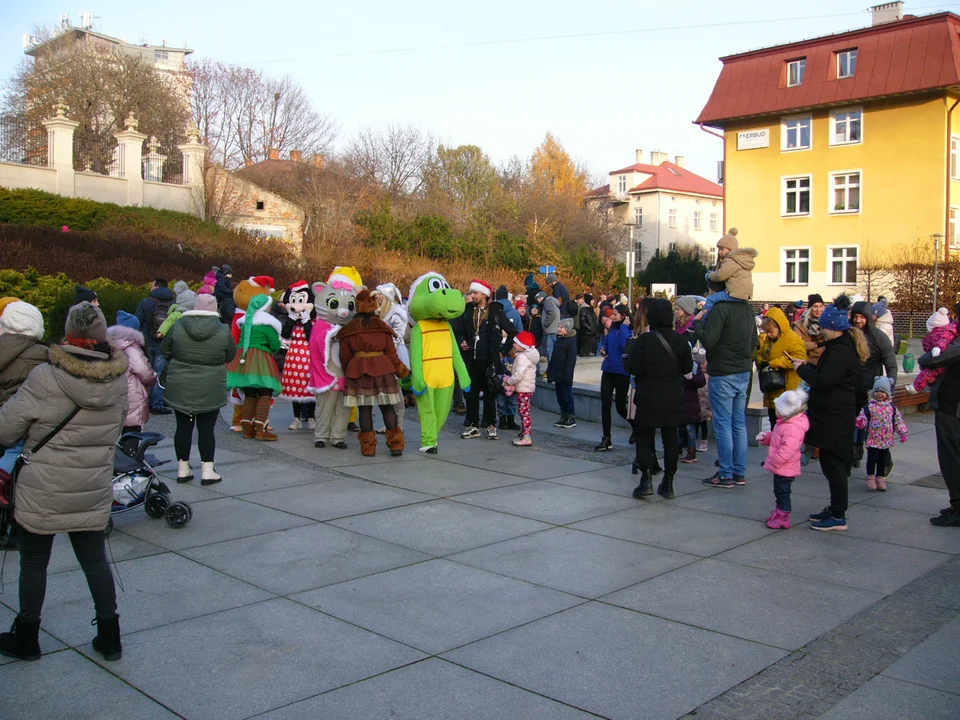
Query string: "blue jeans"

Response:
xmin=148 ymin=344 xmax=167 ymax=409
xmin=773 ymin=474 xmax=793 ymax=512
xmin=555 ymin=383 xmax=575 ymax=415
xmin=703 ymin=290 xmax=747 ymax=313
xmin=541 ymin=334 xmax=556 ymax=364
xmin=709 ymin=372 xmax=750 ymax=479
xmin=497 ymin=391 xmax=518 ymax=418
xmin=684 ymin=424 xmax=697 ymax=449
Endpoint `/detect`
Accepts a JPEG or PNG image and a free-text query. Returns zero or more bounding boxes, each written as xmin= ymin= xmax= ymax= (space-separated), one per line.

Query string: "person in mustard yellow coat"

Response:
xmin=756 ymin=306 xmax=808 ymax=429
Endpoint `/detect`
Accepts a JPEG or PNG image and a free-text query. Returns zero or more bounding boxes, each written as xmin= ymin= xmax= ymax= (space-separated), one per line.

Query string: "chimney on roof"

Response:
xmin=635 ymin=148 xmax=644 ymax=164
xmin=674 ymin=155 xmax=686 ymax=168
xmin=870 ymin=2 xmax=904 ymax=26
xmin=290 ymin=150 xmax=302 ymax=162
xmin=650 ymin=150 xmax=668 ymax=165
xmin=312 ymin=153 xmax=326 ymax=169
xmin=268 ymin=148 xmax=280 ymax=161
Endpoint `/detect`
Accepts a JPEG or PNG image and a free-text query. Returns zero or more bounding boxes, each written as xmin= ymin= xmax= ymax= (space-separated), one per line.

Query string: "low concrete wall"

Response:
xmin=74 ymin=172 xmax=127 ymax=204
xmin=143 ymin=181 xmax=194 ymax=214
xmin=0 ymin=161 xmax=57 ymax=193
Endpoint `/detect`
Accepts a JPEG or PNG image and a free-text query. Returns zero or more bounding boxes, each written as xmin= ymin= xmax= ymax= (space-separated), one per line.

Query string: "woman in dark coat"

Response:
xmin=794 ymin=306 xmax=868 ymax=531
xmin=623 ymin=299 xmax=693 ymax=499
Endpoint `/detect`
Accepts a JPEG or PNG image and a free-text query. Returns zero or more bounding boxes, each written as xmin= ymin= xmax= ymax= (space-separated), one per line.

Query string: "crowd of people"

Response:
xmin=0 ymin=234 xmax=959 ymax=663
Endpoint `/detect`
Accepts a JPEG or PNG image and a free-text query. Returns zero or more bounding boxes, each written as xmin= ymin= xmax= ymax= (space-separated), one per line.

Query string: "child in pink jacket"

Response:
xmin=504 ymin=331 xmax=540 ymax=447
xmin=909 ymin=308 xmax=958 ymax=394
xmin=757 ymin=388 xmax=809 ymax=529
xmin=856 ymin=376 xmax=908 ymax=491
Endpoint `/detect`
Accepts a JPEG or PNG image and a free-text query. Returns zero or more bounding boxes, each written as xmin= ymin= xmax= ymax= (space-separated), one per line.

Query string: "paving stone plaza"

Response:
xmin=1 ymin=401 xmax=958 ymax=719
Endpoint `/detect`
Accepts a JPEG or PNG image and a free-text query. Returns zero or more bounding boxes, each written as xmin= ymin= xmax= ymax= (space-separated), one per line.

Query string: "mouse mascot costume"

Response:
xmin=228 ymin=276 xmax=275 ymax=430
xmin=408 ymin=272 xmax=471 ymax=454
xmin=280 ymin=280 xmax=316 ymax=430
xmin=309 ymin=267 xmax=362 ymax=449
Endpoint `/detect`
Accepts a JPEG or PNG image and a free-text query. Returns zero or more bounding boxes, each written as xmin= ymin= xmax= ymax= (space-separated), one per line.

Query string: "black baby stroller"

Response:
xmin=108 ymin=432 xmax=193 ymax=535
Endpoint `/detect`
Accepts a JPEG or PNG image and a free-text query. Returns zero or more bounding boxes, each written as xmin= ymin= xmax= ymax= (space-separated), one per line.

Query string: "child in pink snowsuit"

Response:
xmin=757 ymin=387 xmax=809 ymax=529
xmin=911 ymin=308 xmax=958 ymax=393
xmin=856 ymin=376 xmax=908 ymax=491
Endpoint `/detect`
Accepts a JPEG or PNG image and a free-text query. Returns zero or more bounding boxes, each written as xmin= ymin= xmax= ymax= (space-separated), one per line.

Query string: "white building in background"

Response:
xmin=587 ymin=150 xmax=725 ymax=272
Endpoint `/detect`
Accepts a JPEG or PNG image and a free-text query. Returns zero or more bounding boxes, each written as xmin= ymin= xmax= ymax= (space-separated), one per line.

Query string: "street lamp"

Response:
xmin=931 ymin=233 xmax=943 ymax=312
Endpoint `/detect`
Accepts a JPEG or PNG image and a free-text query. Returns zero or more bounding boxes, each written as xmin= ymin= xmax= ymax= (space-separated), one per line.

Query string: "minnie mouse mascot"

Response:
xmin=280 ymin=280 xmax=316 ymax=430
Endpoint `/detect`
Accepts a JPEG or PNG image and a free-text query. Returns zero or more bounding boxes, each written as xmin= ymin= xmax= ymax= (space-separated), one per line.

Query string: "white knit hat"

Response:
xmin=774 ymin=387 xmax=808 ymax=419
xmin=0 ymin=301 xmax=44 ymax=339
xmin=927 ymin=307 xmax=951 ymax=332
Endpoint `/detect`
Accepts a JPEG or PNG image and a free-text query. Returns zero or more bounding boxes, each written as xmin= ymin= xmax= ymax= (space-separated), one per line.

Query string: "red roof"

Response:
xmin=592 ymin=162 xmax=722 ymax=198
xmin=696 ymin=12 xmax=960 ymax=127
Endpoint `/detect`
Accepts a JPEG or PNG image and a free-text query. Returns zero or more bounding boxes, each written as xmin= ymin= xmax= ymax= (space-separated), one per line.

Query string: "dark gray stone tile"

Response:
xmin=183 ymin=523 xmax=429 ymax=595
xmin=818 ymin=675 xmax=960 ymax=719
xmin=294 ymin=559 xmax=581 ymax=654
xmin=444 ymin=602 xmax=786 ymax=720
xmin=550 ymin=466 xmax=705 ymax=498
xmin=328 ymin=500 xmax=550 ymax=556
xmin=862 ymin=484 xmax=952 ymax=515
xmin=441 ymin=448 xmax=608 ymax=480
xmin=257 ymin=658 xmax=597 ymax=719
xmin=0 ymin=604 xmax=66 ymax=665
xmin=882 ymin=616 xmax=960 ymax=694
xmin=456 ymin=481 xmax=637 ymax=524
xmin=603 ymin=558 xmax=882 ymax=650
xmin=673 ymin=482 xmax=834 ymax=523
xmin=86 ymin=599 xmax=425 ymax=720
xmin=242 ymin=477 xmax=433 ymax=521
xmin=449 ymin=528 xmax=696 ymax=598
xmin=844 ymin=505 xmax=960 ymax=554
xmin=338 ymin=458 xmax=533 ymax=496
xmin=160 ymin=460 xmax=335 ymax=497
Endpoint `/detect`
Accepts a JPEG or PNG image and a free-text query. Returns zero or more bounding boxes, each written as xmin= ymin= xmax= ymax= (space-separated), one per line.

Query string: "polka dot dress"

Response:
xmin=280 ymin=324 xmax=313 ymax=399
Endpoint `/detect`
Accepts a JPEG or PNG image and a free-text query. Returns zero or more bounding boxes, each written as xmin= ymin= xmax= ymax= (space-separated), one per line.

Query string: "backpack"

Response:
xmin=150 ymin=298 xmax=173 ymax=336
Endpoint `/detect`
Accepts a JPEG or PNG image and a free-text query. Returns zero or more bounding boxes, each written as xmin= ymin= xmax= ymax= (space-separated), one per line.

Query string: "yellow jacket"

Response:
xmin=755 ymin=306 xmax=808 ymax=408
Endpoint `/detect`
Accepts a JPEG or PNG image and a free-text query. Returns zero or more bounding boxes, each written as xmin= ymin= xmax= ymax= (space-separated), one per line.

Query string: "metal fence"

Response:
xmin=74 ymin=132 xmax=123 ymax=176
xmin=0 ymin=115 xmax=48 ymax=166
xmin=142 ymin=136 xmax=184 ymax=184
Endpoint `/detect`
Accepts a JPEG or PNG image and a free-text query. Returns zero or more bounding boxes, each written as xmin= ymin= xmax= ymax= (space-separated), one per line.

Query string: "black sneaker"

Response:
xmin=595 ymin=437 xmax=612 ymax=451
xmin=702 ymin=472 xmax=734 ymax=489
xmin=733 ymin=475 xmax=746 ymax=486
xmin=331 ymin=441 xmax=347 ymax=449
xmin=930 ymin=510 xmax=960 ymax=527
xmin=555 ymin=415 xmax=577 ymax=429
xmin=808 ymin=507 xmax=832 ymax=522
xmin=151 ymin=406 xmax=172 ymax=415
xmin=314 ymin=440 xmax=326 ymax=448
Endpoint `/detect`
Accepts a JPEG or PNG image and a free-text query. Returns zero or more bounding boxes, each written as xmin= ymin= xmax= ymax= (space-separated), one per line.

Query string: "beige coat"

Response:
xmin=708 ymin=248 xmax=758 ymax=300
xmin=0 ymin=344 xmax=127 ymax=535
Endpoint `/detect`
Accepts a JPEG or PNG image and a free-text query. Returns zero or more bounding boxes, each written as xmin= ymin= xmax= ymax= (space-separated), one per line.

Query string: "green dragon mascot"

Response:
xmin=408 ymin=272 xmax=471 ymax=454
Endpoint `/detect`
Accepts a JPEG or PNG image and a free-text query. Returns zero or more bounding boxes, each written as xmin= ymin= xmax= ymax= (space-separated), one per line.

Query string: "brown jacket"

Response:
xmin=338 ymin=314 xmax=410 ymax=380
xmin=0 ymin=344 xmax=127 ymax=535
xmin=708 ymin=248 xmax=758 ymax=300
xmin=792 ymin=309 xmax=825 ymax=365
xmin=0 ymin=334 xmax=49 ymax=407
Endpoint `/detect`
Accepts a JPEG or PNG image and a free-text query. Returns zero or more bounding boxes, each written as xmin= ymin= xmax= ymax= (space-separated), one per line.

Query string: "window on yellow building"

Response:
xmin=710 ymin=213 xmax=718 ymax=232
xmin=837 ymin=49 xmax=858 ymax=79
xmin=693 ymin=211 xmax=702 ymax=230
xmin=782 ymin=248 xmax=810 ymax=285
xmin=829 ymin=246 xmax=858 ymax=284
xmin=787 ymin=58 xmax=806 ymax=87
xmin=783 ymin=176 xmax=811 ymax=216
xmin=782 ymin=116 xmax=812 ymax=151
xmin=830 ymin=172 xmax=860 ymax=213
xmin=669 ymin=208 xmax=678 ymax=228
xmin=831 ymin=109 xmax=862 ymax=145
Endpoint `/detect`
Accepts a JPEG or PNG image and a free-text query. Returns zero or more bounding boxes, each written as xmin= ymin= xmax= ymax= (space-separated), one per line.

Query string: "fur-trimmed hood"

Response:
xmin=727 ymin=247 xmax=758 ymax=271
xmin=48 ymin=343 xmax=128 ymax=410
xmin=107 ymin=324 xmax=146 ymax=351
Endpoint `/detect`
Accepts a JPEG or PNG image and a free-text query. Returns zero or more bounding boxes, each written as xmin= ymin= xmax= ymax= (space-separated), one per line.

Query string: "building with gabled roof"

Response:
xmin=696 ymin=3 xmax=960 ymax=301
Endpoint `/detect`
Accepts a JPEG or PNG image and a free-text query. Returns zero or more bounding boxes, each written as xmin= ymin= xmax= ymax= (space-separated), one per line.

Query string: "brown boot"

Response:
xmin=241 ymin=396 xmax=257 ymax=439
xmin=385 ymin=427 xmax=405 ymax=457
xmin=231 ymin=403 xmax=244 ymax=430
xmin=254 ymin=395 xmax=278 ymax=441
xmin=254 ymin=421 xmax=278 ymax=441
xmin=358 ymin=430 xmax=377 ymax=457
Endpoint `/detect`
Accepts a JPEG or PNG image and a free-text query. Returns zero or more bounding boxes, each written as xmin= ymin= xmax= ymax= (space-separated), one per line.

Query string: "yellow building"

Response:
xmin=696 ymin=4 xmax=960 ymax=301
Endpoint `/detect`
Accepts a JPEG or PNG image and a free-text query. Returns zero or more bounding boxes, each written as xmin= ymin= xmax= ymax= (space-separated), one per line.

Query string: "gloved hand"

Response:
xmin=756 ymin=431 xmax=767 ymax=443
xmin=683 ymin=372 xmax=694 ymax=381
xmin=904 ymin=384 xmax=918 ymax=395
xmin=704 ymin=271 xmax=712 ymax=282
xmin=900 ymin=434 xmax=908 ymax=444
xmin=932 ymin=347 xmax=942 ymax=357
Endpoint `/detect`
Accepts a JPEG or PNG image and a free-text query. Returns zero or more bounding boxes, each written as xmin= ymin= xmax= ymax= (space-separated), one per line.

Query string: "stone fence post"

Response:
xmin=113 ymin=112 xmax=147 ymax=207
xmin=42 ymin=101 xmax=79 ymax=197
xmin=178 ymin=126 xmax=208 ymax=218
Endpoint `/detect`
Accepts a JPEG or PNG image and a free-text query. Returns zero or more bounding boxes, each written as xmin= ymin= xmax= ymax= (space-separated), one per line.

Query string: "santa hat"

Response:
xmin=289 ymin=280 xmax=309 ymax=293
xmin=927 ymin=307 xmax=951 ymax=332
xmin=514 ymin=331 xmax=537 ymax=350
xmin=250 ymin=276 xmax=275 ymax=291
xmin=469 ymin=280 xmax=492 ymax=297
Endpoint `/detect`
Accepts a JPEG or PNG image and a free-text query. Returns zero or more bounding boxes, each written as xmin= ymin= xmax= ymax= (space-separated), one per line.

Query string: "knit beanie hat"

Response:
xmin=115 ymin=310 xmax=140 ymax=331
xmin=583 ymin=293 xmax=593 ymax=305
xmin=65 ymin=301 xmax=108 ymax=343
xmin=469 ymin=280 xmax=492 ymax=297
xmin=871 ymin=302 xmax=887 ymax=318
xmin=0 ymin=301 xmax=44 ymax=339
xmin=495 ymin=284 xmax=509 ymax=300
xmin=774 ymin=388 xmax=808 ymax=419
xmin=871 ymin=376 xmax=894 ymax=398
xmin=675 ymin=296 xmax=699 ymax=316
xmin=514 ymin=331 xmax=537 ymax=350
xmin=195 ymin=294 xmax=218 ymax=313
xmin=0 ymin=297 xmax=20 ymax=318
xmin=793 ymin=300 xmax=805 ymax=309
xmin=808 ymin=293 xmax=824 ymax=306
xmin=716 ymin=227 xmax=739 ymax=251
xmin=514 ymin=296 xmax=527 ymax=310
xmin=819 ymin=305 xmax=851 ymax=331
xmin=927 ymin=308 xmax=951 ymax=332
xmin=546 ymin=272 xmax=559 ymax=284
xmin=221 ymin=264 xmax=233 ymax=276
xmin=75 ymin=284 xmax=98 ymax=304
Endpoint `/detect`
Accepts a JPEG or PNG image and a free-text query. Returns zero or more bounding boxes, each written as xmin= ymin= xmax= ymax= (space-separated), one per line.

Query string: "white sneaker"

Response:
xmin=697 ymin=440 xmax=708 ymax=452
xmin=461 ymin=426 xmax=481 ymax=439
xmin=288 ymin=418 xmax=302 ymax=431
xmin=512 ymin=435 xmax=532 ymax=447
xmin=487 ymin=425 xmax=499 ymax=440
xmin=307 ymin=418 xmax=316 ymax=430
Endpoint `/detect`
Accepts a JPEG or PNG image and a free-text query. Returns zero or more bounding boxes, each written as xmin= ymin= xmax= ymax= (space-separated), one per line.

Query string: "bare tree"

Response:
xmin=856 ymin=245 xmax=895 ymax=302
xmin=345 ymin=123 xmax=435 ymax=197
xmin=890 ymin=240 xmax=935 ymax=337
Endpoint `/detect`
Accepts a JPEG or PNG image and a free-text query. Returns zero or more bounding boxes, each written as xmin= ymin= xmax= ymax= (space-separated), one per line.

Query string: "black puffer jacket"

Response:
xmin=850 ymin=301 xmax=897 ymax=402
xmin=797 ymin=332 xmax=860 ymax=461
xmin=453 ymin=300 xmax=516 ymax=367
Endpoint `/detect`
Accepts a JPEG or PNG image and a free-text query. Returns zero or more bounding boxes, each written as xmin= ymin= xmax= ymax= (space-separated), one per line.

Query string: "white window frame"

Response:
xmin=709 ymin=212 xmax=718 ymax=232
xmin=829 ymin=170 xmax=862 ymax=215
xmin=154 ymin=49 xmax=170 ymax=63
xmin=781 ymin=114 xmax=813 ymax=152
xmin=782 ymin=174 xmax=812 ymax=217
xmin=633 ymin=206 xmax=643 ymax=226
xmin=952 ymin=136 xmax=960 ymax=180
xmin=951 ymin=207 xmax=959 ymax=249
xmin=837 ymin=49 xmax=858 ymax=79
xmin=827 ymin=245 xmax=859 ymax=285
xmin=617 ymin=175 xmax=627 ymax=194
xmin=787 ymin=58 xmax=806 ymax=87
xmin=782 ymin=247 xmax=811 ymax=286
xmin=693 ymin=211 xmax=702 ymax=230
xmin=830 ymin=107 xmax=863 ymax=146
xmin=668 ymin=208 xmax=678 ymax=228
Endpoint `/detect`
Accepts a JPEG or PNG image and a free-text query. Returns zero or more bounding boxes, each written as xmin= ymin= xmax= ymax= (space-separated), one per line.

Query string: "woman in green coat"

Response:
xmin=161 ymin=294 xmax=235 ymax=485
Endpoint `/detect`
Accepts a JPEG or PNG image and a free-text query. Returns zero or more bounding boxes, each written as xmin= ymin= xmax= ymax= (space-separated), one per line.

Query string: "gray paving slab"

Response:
xmin=116 ymin=496 xmax=314 ymax=551
xmin=338 ymin=458 xmax=534 ymax=496
xmin=817 ymin=675 xmax=960 ymax=720
xmin=328 ymin=499 xmax=550 ymax=556
xmin=7 ymin=552 xmax=272 ymax=645
xmin=602 ymin=558 xmax=883 ymax=650
xmin=862 ymin=483 xmax=951 ymax=515
xmin=455 ymin=481 xmax=638 ymax=524
xmin=881 ymin=616 xmax=960 ymax=695
xmin=0 ymin=603 xmax=66 ymax=664
xmin=548 ymin=464 xmax=703 ymax=498
xmin=571 ymin=503 xmax=774 ymax=557
xmin=673 ymin=482 xmax=833 ymax=522
xmin=270 ymin=433 xmax=424 ymax=467
xmin=294 ymin=559 xmax=582 ymax=654
xmin=443 ymin=602 xmax=786 ymax=720
xmin=439 ymin=447 xmax=609 ymax=479
xmin=150 ymin=445 xmax=253 ymax=466
xmin=780 ymin=472 xmax=876 ymax=503
xmin=716 ymin=529 xmax=951 ymax=594
xmin=844 ymin=505 xmax=960 ymax=555
xmin=449 ymin=527 xmax=697 ymax=598
xmin=160 ymin=460 xmax=336 ymax=497
xmin=147 ymin=478 xmax=223 ymax=503
xmin=0 ymin=649 xmax=178 ymax=719
xmin=241 ymin=477 xmax=433 ymax=521
xmin=182 ymin=523 xmax=430 ymax=595
xmin=86 ymin=598 xmax=425 ymax=720
xmin=257 ymin=658 xmax=598 ymax=719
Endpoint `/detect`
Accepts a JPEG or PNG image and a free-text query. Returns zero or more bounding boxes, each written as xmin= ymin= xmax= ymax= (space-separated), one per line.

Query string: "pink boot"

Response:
xmin=766 ymin=508 xmax=791 ymax=529
xmin=875 ymin=476 xmax=887 ymax=492
xmin=865 ymin=475 xmax=877 ymax=491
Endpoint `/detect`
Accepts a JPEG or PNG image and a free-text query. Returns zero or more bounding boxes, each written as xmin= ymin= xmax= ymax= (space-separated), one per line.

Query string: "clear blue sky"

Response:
xmin=3 ymin=1 xmax=958 ymax=183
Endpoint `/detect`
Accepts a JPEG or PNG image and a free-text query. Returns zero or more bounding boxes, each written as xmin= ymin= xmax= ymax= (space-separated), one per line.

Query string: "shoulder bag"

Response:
xmin=758 ymin=346 xmax=787 ymax=393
